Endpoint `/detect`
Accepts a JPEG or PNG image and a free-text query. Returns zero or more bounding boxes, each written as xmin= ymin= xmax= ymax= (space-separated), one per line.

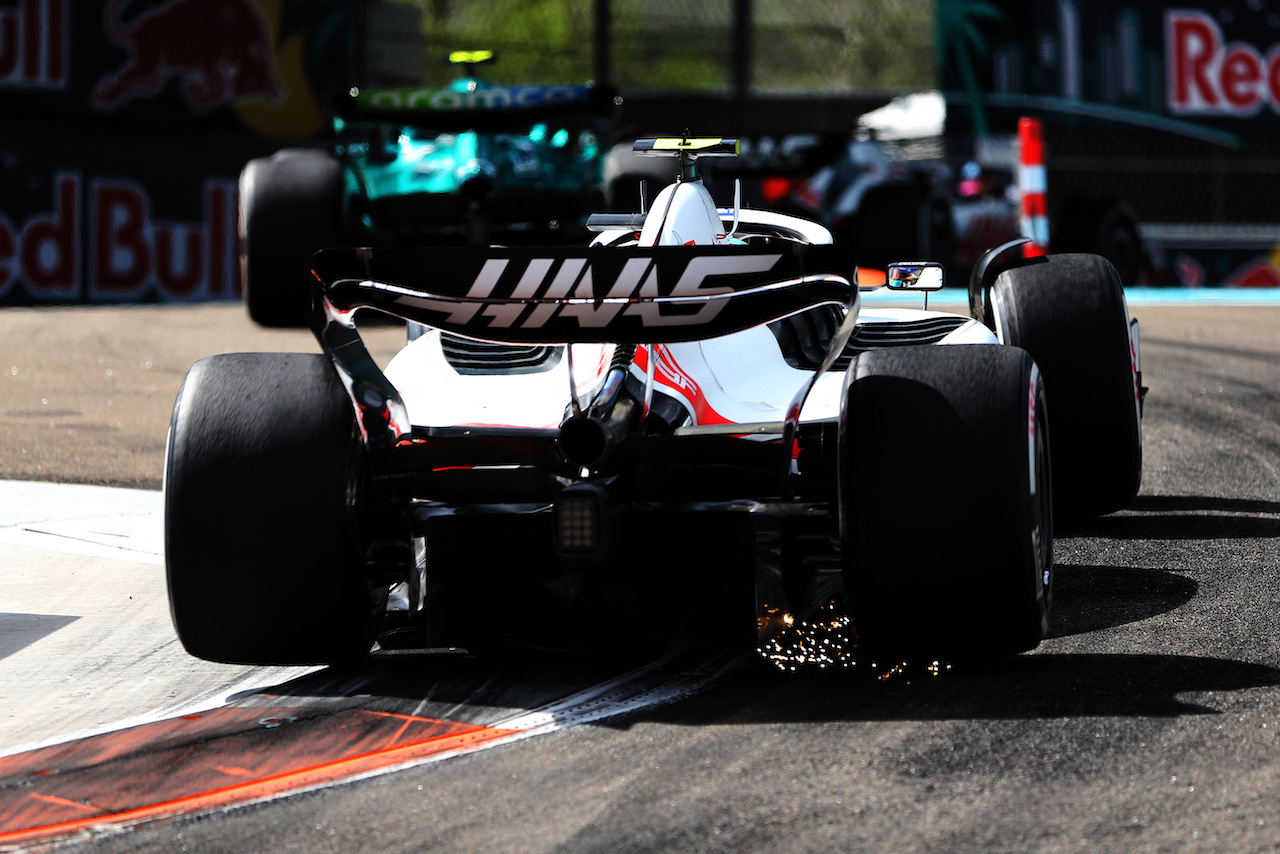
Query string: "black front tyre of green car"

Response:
xmin=840 ymin=344 xmax=1052 ymax=660
xmin=1052 ymin=196 xmax=1143 ymax=284
xmin=988 ymin=253 xmax=1141 ymax=518
xmin=165 ymin=353 xmax=378 ymax=665
xmin=239 ymin=149 xmax=343 ymax=328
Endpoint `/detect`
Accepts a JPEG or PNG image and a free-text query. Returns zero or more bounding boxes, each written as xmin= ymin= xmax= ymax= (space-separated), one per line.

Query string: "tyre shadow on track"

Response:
xmin=219 ymin=626 xmax=1275 ymax=731
xmin=229 ymin=563 xmax=1204 ymax=727
xmin=219 ymin=495 xmax=1265 ymax=729
xmin=1048 ymin=563 xmax=1196 ymax=639
xmin=1060 ymin=494 xmax=1280 ymax=540
xmin=642 ymin=651 xmax=1280 ymax=722
xmin=217 ymin=644 xmax=1279 ymax=730
xmin=1140 ymin=336 xmax=1280 ymax=367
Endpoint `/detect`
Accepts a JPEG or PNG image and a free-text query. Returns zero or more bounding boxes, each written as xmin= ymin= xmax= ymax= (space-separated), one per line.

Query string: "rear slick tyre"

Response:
xmin=165 ymin=353 xmax=376 ymax=665
xmin=840 ymin=344 xmax=1052 ymax=660
xmin=989 ymin=253 xmax=1141 ymax=518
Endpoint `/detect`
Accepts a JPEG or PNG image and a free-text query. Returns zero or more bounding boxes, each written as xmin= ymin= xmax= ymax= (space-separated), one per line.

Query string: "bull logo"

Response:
xmin=94 ymin=0 xmax=284 ymax=110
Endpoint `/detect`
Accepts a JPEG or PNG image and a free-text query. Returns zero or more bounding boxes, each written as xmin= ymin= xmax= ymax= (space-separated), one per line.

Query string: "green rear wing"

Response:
xmin=331 ymin=84 xmax=618 ymax=132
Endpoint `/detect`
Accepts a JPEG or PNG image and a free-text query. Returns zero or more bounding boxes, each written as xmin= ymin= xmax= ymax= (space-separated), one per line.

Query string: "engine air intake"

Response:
xmin=841 ymin=316 xmax=972 ymax=357
xmin=440 ymin=334 xmax=562 ymax=374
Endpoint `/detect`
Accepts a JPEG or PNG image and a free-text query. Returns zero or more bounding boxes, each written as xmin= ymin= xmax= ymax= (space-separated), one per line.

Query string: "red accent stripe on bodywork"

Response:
xmin=634 ymin=344 xmax=733 ymax=425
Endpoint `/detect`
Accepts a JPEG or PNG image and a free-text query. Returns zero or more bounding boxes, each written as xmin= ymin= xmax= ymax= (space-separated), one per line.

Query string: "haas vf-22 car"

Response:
xmin=166 ymin=136 xmax=1143 ymax=665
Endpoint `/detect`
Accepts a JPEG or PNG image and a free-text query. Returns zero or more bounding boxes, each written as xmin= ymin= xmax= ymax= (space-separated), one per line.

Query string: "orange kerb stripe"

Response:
xmin=28 ymin=793 xmax=96 ymax=812
xmin=0 ymin=722 xmax=518 ymax=846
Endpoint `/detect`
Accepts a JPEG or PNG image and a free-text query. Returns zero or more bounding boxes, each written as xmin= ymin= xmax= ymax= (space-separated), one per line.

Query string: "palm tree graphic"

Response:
xmin=936 ymin=0 xmax=1006 ymax=139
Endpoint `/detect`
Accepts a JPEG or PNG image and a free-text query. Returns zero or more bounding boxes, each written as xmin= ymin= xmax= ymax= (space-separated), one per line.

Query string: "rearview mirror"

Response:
xmin=885 ymin=261 xmax=944 ymax=291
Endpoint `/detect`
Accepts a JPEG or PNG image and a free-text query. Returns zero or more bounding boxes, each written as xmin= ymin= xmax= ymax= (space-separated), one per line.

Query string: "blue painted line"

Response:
xmin=862 ymin=287 xmax=1280 ymax=309
xmin=1121 ymin=287 xmax=1280 ymax=305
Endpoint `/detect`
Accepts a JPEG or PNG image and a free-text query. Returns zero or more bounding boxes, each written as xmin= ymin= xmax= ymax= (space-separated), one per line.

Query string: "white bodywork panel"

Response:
xmin=385 ymin=307 xmax=994 ymax=430
xmin=385 ymin=173 xmax=995 ymax=431
xmin=385 ymin=333 xmax=607 ymax=429
xmin=640 ymin=182 xmax=729 ymax=247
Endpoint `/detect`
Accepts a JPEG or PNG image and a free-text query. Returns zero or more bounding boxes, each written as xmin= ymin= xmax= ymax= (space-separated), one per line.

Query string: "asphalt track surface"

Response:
xmin=1 ymin=297 xmax=1279 ymax=852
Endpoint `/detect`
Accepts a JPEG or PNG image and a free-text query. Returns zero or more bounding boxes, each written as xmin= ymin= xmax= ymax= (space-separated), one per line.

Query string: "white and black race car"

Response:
xmin=165 ymin=136 xmax=1143 ymax=666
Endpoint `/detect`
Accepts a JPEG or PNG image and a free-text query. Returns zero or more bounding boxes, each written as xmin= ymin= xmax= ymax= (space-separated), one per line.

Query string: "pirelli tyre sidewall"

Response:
xmin=989 ymin=253 xmax=1142 ymax=519
xmin=838 ymin=344 xmax=1052 ymax=660
xmin=164 ymin=353 xmax=376 ymax=665
xmin=240 ymin=149 xmax=343 ymax=328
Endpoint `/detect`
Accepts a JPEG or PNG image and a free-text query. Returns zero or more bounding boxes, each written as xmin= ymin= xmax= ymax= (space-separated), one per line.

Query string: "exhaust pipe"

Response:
xmin=558 ymin=344 xmax=639 ymax=469
xmin=559 ymin=396 xmax=638 ymax=469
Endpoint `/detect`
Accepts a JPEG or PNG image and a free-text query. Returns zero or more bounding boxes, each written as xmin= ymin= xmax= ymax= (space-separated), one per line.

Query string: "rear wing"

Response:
xmin=330 ymin=84 xmax=618 ymax=131
xmin=311 ymin=244 xmax=856 ymax=345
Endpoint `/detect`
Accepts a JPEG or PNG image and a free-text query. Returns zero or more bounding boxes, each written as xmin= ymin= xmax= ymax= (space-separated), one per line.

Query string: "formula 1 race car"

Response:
xmin=167 ymin=136 xmax=1144 ymax=667
xmin=239 ymin=54 xmax=615 ymax=327
xmin=767 ymin=136 xmax=1144 ymax=284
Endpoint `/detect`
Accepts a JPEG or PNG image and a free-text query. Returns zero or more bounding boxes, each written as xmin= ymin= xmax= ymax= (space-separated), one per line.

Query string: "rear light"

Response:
xmin=553 ymin=484 xmax=610 ymax=560
xmin=761 ymin=176 xmax=796 ymax=204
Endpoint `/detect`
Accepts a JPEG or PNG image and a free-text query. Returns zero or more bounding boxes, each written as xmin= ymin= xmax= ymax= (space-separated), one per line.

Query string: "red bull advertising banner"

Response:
xmin=937 ymin=0 xmax=1280 ymax=286
xmin=1165 ymin=9 xmax=1280 ymax=118
xmin=0 ymin=0 xmax=357 ymax=305
xmin=937 ymin=0 xmax=1280 ymax=137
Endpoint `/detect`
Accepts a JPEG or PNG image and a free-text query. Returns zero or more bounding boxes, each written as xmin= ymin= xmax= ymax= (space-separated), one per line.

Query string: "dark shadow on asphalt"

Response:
xmin=1141 ymin=336 xmax=1280 ymax=366
xmin=217 ymin=492 xmax=1274 ymax=729
xmin=0 ymin=613 xmax=79 ymax=661
xmin=1060 ymin=494 xmax=1280 ymax=540
xmin=1132 ymin=495 xmax=1280 ymax=514
xmin=634 ymin=651 xmax=1280 ymax=723
xmin=237 ymin=648 xmax=1280 ymax=726
xmin=1049 ymin=564 xmax=1196 ymax=638
xmin=237 ymin=561 xmax=1204 ymax=724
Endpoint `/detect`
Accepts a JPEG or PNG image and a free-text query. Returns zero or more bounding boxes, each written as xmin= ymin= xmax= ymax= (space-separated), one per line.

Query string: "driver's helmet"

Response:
xmin=958 ymin=160 xmax=985 ymax=197
xmin=449 ymin=75 xmax=494 ymax=93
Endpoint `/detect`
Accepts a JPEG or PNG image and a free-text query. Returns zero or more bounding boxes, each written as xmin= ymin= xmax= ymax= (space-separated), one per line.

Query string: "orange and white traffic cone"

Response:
xmin=1018 ymin=117 xmax=1049 ymax=258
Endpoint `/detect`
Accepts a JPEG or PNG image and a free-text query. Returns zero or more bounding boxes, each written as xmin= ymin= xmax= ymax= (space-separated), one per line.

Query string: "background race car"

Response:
xmin=240 ymin=53 xmax=617 ymax=326
xmin=643 ymin=92 xmax=1148 ymax=285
